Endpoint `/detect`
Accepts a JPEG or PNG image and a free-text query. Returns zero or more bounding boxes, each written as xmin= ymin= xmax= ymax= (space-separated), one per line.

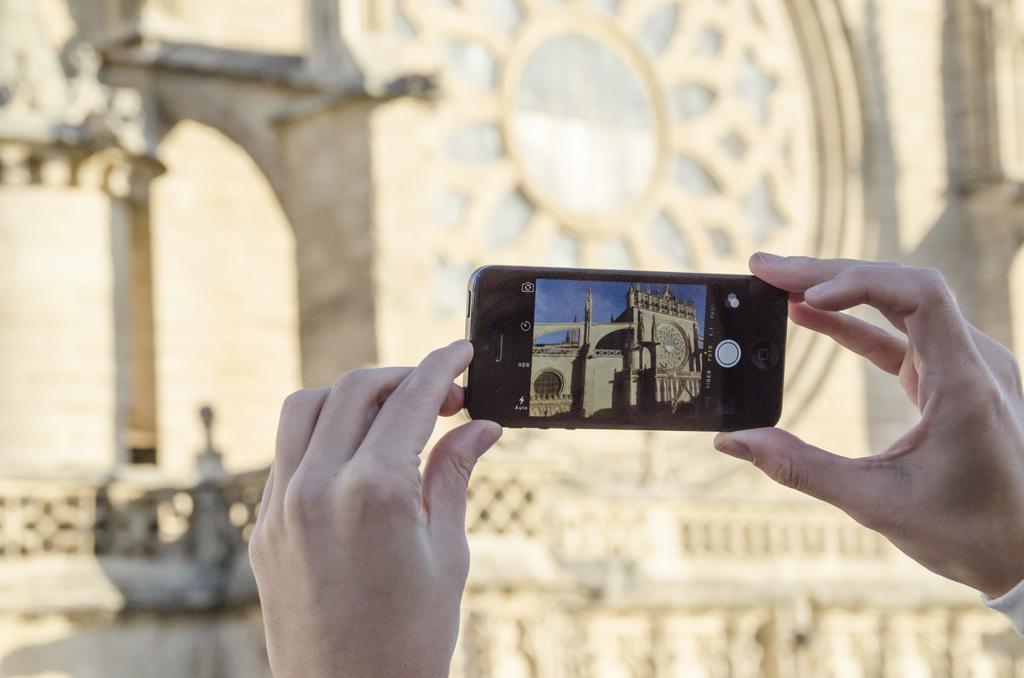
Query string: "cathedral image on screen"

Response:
xmin=529 ymin=280 xmax=705 ymax=419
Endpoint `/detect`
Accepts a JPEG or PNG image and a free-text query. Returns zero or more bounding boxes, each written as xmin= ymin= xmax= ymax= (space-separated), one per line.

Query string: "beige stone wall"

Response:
xmin=150 ymin=121 xmax=301 ymax=475
xmin=0 ymin=186 xmax=120 ymax=474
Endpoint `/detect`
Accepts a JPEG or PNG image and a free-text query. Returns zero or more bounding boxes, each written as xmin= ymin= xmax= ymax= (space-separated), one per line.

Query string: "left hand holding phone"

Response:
xmin=249 ymin=340 xmax=503 ymax=678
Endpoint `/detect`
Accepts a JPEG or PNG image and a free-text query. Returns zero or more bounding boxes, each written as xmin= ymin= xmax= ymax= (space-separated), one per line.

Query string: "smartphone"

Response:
xmin=464 ymin=265 xmax=787 ymax=431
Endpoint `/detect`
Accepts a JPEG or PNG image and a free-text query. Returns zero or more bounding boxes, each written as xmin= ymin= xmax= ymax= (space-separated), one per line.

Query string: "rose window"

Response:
xmin=397 ymin=0 xmax=817 ymax=282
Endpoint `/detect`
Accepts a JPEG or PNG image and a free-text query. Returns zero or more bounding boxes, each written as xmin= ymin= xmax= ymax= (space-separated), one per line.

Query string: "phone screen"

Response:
xmin=530 ymin=277 xmax=711 ymax=425
xmin=466 ymin=266 xmax=786 ymax=431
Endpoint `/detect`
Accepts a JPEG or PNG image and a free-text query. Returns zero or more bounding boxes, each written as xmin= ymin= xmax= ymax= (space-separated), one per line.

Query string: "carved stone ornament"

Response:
xmin=0 ymin=0 xmax=154 ymax=156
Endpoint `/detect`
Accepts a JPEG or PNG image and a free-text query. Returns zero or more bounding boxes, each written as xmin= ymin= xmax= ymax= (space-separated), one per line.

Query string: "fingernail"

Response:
xmin=450 ymin=338 xmax=473 ymax=353
xmin=755 ymin=252 xmax=783 ymax=265
xmin=477 ymin=422 xmax=503 ymax=452
xmin=714 ymin=434 xmax=753 ymax=462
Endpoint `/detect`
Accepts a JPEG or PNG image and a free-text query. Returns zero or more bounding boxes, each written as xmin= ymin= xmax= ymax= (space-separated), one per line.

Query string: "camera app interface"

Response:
xmin=528 ymin=278 xmax=716 ymax=425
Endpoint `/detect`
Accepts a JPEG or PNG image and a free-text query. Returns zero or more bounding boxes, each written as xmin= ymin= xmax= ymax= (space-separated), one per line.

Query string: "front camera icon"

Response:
xmin=521 ymin=282 xmax=535 ymax=293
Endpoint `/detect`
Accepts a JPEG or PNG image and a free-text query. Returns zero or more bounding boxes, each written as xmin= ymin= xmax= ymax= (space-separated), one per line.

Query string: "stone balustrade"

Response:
xmin=0 ymin=461 xmax=979 ymax=602
xmin=0 ymin=460 xmax=1019 ymax=675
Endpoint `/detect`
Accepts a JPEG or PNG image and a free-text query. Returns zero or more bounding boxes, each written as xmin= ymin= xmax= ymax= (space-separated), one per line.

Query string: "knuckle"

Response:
xmin=973 ymin=378 xmax=1010 ymax=420
xmin=247 ymin=520 xmax=280 ymax=571
xmin=281 ymin=388 xmax=315 ymax=417
xmin=939 ymin=373 xmax=1006 ymax=426
xmin=917 ymin=266 xmax=947 ymax=285
xmin=834 ymin=264 xmax=872 ymax=289
xmin=914 ymin=267 xmax=953 ymax=300
xmin=247 ymin=528 xmax=265 ymax=564
xmin=340 ymin=465 xmax=406 ymax=508
xmin=281 ymin=472 xmax=331 ymax=526
xmin=1008 ymin=356 xmax=1024 ymax=397
xmin=334 ymin=367 xmax=375 ymax=394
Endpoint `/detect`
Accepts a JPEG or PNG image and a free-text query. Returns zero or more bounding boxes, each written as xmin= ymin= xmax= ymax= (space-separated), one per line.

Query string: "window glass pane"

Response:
xmin=485 ymin=189 xmax=533 ymax=248
xmin=445 ymin=123 xmax=504 ymax=162
xmin=638 ymin=5 xmax=679 ymax=57
xmin=672 ymin=155 xmax=720 ymax=194
xmin=648 ymin=212 xmax=693 ymax=268
xmin=512 ymin=35 xmax=656 ymax=216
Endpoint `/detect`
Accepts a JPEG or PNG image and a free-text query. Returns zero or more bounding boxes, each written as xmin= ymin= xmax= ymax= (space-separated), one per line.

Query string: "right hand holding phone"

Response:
xmin=714 ymin=253 xmax=1024 ymax=598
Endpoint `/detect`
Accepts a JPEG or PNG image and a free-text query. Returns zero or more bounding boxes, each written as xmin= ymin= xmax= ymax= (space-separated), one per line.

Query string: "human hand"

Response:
xmin=248 ymin=340 xmax=502 ymax=678
xmin=714 ymin=254 xmax=1024 ymax=598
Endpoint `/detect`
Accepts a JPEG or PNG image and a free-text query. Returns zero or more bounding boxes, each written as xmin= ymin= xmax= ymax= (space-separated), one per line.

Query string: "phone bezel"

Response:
xmin=465 ymin=265 xmax=787 ymax=431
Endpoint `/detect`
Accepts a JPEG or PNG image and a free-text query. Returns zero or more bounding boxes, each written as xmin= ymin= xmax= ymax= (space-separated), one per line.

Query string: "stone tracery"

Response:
xmin=400 ymin=0 xmax=818 ymax=274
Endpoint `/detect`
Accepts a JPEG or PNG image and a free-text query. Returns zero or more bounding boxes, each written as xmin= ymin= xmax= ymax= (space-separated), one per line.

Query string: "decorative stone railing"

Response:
xmin=466 ymin=463 xmax=892 ymax=563
xmin=0 ymin=470 xmax=264 ymax=561
xmin=0 ymin=460 xmax=933 ymax=566
xmin=0 ymin=453 xmax=987 ymax=615
xmin=0 ymin=469 xmax=267 ymax=614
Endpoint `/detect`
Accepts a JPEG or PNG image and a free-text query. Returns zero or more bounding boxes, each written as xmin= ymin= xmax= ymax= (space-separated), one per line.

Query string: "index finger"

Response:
xmin=748 ymin=252 xmax=899 ymax=292
xmin=756 ymin=254 xmax=981 ymax=378
xmin=356 ymin=340 xmax=475 ymax=466
xmin=297 ymin=367 xmax=465 ymax=477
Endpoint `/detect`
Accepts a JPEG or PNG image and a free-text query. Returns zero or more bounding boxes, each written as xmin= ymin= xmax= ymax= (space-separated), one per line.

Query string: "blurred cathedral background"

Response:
xmin=1 ymin=0 xmax=1024 ymax=675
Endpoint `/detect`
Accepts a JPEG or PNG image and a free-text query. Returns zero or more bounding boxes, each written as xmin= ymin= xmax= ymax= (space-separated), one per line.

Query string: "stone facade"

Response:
xmin=2 ymin=0 xmax=1024 ymax=676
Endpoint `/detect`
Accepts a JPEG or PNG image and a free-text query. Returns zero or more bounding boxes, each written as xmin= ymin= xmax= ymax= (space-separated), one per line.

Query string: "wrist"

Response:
xmin=981 ymin=575 xmax=1024 ymax=601
xmin=269 ymin=636 xmax=454 ymax=678
xmin=981 ymin=576 xmax=1024 ymax=636
xmin=973 ymin=555 xmax=1024 ymax=600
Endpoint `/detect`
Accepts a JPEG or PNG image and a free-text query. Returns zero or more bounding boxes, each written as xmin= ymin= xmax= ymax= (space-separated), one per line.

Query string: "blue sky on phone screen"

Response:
xmin=533 ymin=279 xmax=706 ymax=345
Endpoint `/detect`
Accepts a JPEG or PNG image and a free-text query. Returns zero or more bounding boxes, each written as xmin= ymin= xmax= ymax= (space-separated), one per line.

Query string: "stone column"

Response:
xmin=0 ymin=143 xmax=160 ymax=473
xmin=0 ymin=0 xmax=160 ymax=473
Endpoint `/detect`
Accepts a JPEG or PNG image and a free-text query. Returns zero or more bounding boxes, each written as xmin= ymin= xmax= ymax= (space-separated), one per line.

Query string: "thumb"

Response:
xmin=714 ymin=427 xmax=887 ymax=523
xmin=423 ymin=419 xmax=503 ymax=537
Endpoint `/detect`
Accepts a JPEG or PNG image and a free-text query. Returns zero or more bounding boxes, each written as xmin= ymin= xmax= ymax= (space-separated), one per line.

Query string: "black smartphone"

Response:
xmin=464 ymin=265 xmax=787 ymax=431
